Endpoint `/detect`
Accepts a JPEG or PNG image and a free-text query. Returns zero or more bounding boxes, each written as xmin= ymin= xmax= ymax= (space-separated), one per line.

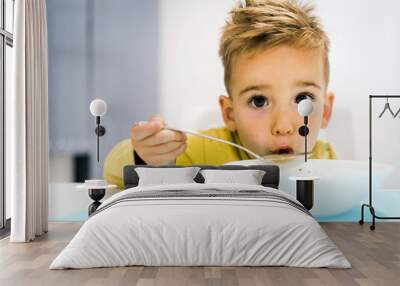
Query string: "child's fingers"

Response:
xmin=148 ymin=114 xmax=166 ymax=128
xmin=131 ymin=114 xmax=168 ymax=142
xmin=144 ymin=143 xmax=187 ymax=165
xmin=143 ymin=140 xmax=186 ymax=155
xmin=140 ymin=129 xmax=186 ymax=147
xmin=131 ymin=114 xmax=187 ymax=165
xmin=131 ymin=121 xmax=162 ymax=141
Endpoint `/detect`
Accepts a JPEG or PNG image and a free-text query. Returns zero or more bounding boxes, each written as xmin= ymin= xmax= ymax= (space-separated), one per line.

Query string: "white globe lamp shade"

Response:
xmin=90 ymin=99 xmax=107 ymax=117
xmin=298 ymin=99 xmax=314 ymax=116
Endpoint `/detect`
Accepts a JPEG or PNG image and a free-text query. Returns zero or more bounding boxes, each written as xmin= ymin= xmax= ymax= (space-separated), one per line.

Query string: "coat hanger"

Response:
xmin=378 ymin=97 xmax=395 ymax=118
xmin=394 ymin=106 xmax=400 ymax=118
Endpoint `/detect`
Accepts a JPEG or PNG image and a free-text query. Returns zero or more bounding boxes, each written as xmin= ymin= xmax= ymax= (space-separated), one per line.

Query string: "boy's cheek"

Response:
xmin=304 ymin=119 xmax=322 ymax=149
xmin=235 ymin=121 xmax=267 ymax=150
xmin=235 ymin=108 xmax=322 ymax=153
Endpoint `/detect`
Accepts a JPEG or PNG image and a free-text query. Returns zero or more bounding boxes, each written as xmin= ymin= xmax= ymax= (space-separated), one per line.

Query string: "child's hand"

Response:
xmin=131 ymin=115 xmax=187 ymax=165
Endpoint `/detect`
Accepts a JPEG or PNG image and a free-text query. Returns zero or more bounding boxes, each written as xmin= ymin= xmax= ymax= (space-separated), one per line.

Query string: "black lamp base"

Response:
xmin=88 ymin=188 xmax=106 ymax=216
xmin=296 ymin=180 xmax=314 ymax=210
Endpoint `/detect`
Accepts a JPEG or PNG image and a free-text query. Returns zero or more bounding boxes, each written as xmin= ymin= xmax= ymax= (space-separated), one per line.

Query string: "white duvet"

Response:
xmin=50 ymin=183 xmax=351 ymax=269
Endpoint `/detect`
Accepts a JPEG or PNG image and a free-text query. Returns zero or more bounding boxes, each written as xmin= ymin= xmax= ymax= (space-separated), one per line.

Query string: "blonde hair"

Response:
xmin=219 ymin=0 xmax=330 ymax=95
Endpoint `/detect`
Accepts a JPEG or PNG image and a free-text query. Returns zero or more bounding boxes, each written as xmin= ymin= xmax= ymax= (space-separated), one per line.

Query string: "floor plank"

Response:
xmin=0 ymin=222 xmax=399 ymax=286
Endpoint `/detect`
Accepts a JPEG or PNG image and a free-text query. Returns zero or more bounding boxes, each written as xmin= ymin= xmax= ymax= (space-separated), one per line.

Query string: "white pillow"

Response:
xmin=200 ymin=169 xmax=266 ymax=185
xmin=135 ymin=167 xmax=201 ymax=186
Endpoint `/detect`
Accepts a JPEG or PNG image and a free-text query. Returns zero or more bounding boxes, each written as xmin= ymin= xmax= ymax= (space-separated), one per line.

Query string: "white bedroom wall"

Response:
xmin=158 ymin=0 xmax=400 ymax=163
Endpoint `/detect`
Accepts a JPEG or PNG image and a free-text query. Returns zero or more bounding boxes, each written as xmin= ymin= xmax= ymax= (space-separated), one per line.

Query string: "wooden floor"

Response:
xmin=0 ymin=222 xmax=399 ymax=286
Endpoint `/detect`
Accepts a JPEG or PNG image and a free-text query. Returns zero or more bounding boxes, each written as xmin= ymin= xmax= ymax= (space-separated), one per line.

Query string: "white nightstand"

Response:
xmin=77 ymin=183 xmax=118 ymax=216
xmin=289 ymin=176 xmax=320 ymax=210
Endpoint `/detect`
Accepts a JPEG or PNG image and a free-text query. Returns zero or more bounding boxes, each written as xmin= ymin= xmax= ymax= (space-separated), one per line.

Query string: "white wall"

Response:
xmin=158 ymin=0 xmax=400 ymax=172
xmin=315 ymin=0 xmax=400 ymax=161
xmin=47 ymin=0 xmax=160 ymax=181
xmin=159 ymin=0 xmax=233 ymax=130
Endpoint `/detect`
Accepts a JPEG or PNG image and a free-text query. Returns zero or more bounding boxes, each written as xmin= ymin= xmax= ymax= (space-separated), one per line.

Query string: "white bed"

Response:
xmin=49 ymin=182 xmax=351 ymax=269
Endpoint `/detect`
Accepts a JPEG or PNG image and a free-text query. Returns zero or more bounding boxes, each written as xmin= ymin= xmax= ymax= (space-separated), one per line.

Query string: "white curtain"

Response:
xmin=8 ymin=0 xmax=49 ymax=242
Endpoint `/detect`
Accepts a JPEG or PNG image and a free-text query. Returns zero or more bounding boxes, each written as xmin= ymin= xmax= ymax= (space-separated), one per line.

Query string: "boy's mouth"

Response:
xmin=270 ymin=147 xmax=294 ymax=155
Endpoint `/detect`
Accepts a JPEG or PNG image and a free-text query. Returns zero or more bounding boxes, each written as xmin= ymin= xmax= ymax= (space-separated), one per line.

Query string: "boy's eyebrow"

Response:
xmin=239 ymin=84 xmax=272 ymax=96
xmin=238 ymin=81 xmax=321 ymax=96
xmin=295 ymin=81 xmax=321 ymax=90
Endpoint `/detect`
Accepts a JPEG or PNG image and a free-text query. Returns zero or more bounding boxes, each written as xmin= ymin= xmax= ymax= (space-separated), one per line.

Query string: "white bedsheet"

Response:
xmin=49 ymin=183 xmax=351 ymax=269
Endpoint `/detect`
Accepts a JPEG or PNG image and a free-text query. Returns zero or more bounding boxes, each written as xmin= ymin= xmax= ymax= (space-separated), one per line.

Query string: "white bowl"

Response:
xmin=224 ymin=159 xmax=394 ymax=217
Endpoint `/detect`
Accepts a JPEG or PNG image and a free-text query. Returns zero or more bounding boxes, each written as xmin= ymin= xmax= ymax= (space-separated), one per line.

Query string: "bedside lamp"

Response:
xmin=298 ymin=98 xmax=313 ymax=165
xmin=76 ymin=99 xmax=116 ymax=216
xmin=288 ymin=98 xmax=319 ymax=211
xmin=90 ymin=99 xmax=107 ymax=162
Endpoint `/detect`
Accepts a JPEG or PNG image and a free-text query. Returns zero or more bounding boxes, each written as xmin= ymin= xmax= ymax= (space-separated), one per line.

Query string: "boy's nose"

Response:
xmin=272 ymin=125 xmax=293 ymax=136
xmin=271 ymin=117 xmax=295 ymax=136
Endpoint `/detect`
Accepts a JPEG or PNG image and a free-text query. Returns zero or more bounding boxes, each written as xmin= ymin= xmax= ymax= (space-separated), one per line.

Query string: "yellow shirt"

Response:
xmin=103 ymin=126 xmax=337 ymax=189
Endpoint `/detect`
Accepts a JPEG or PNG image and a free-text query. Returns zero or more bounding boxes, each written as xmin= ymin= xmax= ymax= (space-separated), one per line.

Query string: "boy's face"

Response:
xmin=219 ymin=45 xmax=335 ymax=157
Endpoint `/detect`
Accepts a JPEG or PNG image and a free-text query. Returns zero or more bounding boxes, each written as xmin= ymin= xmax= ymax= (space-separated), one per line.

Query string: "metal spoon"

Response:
xmin=166 ymin=126 xmax=310 ymax=162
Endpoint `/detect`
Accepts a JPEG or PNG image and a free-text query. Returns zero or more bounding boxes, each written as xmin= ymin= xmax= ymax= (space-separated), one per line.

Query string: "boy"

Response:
xmin=103 ymin=0 xmax=336 ymax=189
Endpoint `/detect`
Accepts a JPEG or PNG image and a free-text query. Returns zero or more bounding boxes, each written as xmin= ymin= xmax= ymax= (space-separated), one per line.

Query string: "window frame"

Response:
xmin=0 ymin=0 xmax=13 ymax=235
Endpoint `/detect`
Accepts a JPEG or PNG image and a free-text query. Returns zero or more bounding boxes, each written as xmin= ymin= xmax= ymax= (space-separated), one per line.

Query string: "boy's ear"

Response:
xmin=321 ymin=91 xmax=335 ymax=128
xmin=219 ymin=95 xmax=237 ymax=131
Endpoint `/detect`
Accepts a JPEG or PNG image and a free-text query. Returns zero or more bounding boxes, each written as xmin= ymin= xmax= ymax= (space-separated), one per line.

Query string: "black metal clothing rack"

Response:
xmin=359 ymin=95 xmax=400 ymax=230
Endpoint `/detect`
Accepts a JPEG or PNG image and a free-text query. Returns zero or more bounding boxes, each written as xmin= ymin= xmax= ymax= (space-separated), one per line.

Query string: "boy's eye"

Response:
xmin=295 ymin=92 xmax=315 ymax=104
xmin=249 ymin=95 xmax=268 ymax=108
